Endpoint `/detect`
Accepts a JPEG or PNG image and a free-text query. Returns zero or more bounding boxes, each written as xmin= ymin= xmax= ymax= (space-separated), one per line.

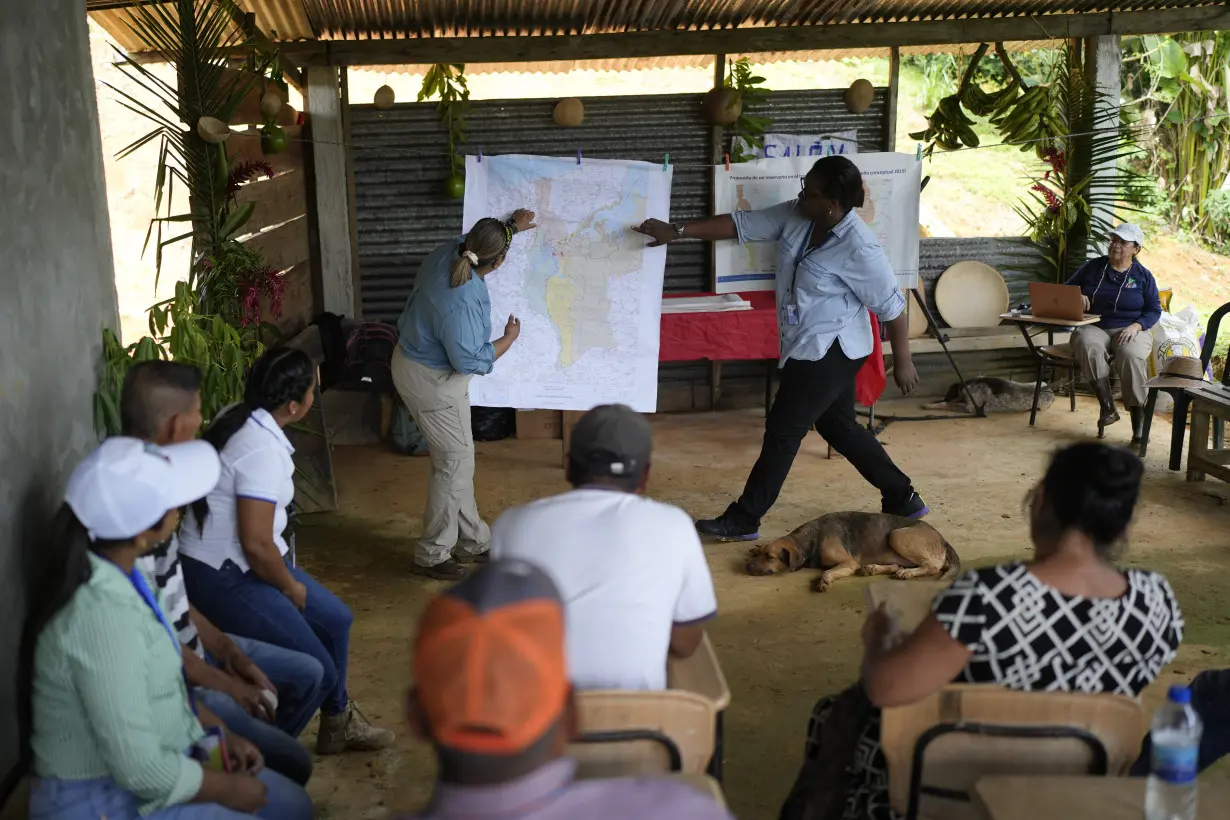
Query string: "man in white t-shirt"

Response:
xmin=491 ymin=404 xmax=718 ymax=690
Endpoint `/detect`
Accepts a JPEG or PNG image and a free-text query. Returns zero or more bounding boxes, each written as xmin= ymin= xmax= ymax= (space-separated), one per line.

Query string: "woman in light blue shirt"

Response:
xmin=393 ymin=209 xmax=536 ymax=580
xmin=634 ymin=156 xmax=927 ymax=543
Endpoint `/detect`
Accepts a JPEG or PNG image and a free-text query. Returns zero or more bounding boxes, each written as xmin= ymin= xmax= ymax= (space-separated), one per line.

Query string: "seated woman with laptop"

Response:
xmin=1064 ymin=223 xmax=1162 ymax=440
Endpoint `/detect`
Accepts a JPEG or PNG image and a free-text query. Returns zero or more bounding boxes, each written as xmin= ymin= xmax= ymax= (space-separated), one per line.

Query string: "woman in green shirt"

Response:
xmin=25 ymin=437 xmax=313 ymax=820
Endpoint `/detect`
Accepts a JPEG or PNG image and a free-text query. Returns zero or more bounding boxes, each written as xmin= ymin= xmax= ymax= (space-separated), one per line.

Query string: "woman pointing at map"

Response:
xmin=632 ymin=155 xmax=929 ymax=542
xmin=393 ymin=208 xmax=537 ymax=580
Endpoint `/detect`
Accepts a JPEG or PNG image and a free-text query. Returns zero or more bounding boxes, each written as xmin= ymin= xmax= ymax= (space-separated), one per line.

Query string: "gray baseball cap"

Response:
xmin=568 ymin=404 xmax=652 ymax=478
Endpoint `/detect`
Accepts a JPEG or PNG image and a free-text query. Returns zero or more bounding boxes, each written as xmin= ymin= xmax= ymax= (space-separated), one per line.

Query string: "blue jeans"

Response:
xmin=182 ymin=557 xmax=351 ymax=716
xmin=194 ymin=688 xmax=312 ymax=787
xmin=30 ymin=772 xmax=312 ymax=820
xmin=212 ymin=635 xmax=326 ymax=737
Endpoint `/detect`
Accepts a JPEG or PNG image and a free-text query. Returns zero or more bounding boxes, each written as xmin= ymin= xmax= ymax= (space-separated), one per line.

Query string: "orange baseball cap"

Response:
xmin=413 ymin=559 xmax=569 ymax=755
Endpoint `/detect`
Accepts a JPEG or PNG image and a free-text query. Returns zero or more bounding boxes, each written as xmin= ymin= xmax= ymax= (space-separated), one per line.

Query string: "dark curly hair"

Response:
xmin=190 ymin=347 xmax=315 ymax=531
xmin=807 ymin=155 xmax=866 ymax=211
xmin=1033 ymin=442 xmax=1143 ymax=552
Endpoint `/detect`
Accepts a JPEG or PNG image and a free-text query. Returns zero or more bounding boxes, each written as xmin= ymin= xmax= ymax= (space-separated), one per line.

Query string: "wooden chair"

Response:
xmin=665 ymin=774 xmax=729 ymax=809
xmin=880 ymin=685 xmax=1146 ymax=820
xmin=667 ymin=633 xmax=732 ymax=782
xmin=569 ymin=689 xmax=717 ymax=778
xmin=1031 ymin=344 xmax=1078 ymax=427
xmin=1140 ymin=300 xmax=1230 ymax=469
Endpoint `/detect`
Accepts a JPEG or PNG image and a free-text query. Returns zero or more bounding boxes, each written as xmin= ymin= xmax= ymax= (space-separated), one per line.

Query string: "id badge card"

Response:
xmin=785 ymin=303 xmax=800 ymax=326
xmin=188 ymin=726 xmax=231 ymax=772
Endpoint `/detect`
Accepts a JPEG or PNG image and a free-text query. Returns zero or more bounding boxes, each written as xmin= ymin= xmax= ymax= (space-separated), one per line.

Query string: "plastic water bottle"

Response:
xmin=1146 ymin=684 xmax=1203 ymax=820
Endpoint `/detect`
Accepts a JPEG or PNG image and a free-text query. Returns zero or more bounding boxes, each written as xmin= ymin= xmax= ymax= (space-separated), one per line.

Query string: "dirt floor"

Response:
xmin=292 ymin=397 xmax=1230 ymax=820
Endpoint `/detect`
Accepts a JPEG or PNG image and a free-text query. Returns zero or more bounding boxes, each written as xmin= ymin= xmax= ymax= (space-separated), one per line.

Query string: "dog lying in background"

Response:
xmin=745 ymin=511 xmax=960 ymax=593
xmin=923 ymin=377 xmax=1052 ymax=414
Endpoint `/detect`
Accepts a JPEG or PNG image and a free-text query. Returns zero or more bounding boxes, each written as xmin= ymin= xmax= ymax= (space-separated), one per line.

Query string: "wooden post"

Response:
xmin=306 ymin=65 xmax=356 ymax=318
xmin=886 ymin=46 xmax=901 ymax=152
xmin=1085 ymin=35 xmax=1122 ymax=251
xmin=339 ymin=67 xmax=363 ymax=319
xmin=709 ymin=54 xmax=726 ymax=413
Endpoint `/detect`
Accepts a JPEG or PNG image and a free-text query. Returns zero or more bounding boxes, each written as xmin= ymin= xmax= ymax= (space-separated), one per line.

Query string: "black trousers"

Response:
xmin=726 ymin=345 xmax=915 ymax=528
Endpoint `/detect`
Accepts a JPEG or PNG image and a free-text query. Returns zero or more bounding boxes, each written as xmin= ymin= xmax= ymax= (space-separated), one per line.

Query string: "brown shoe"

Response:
xmin=411 ymin=559 xmax=469 ymax=580
xmin=316 ymin=700 xmax=395 ymax=755
xmin=453 ymin=550 xmax=490 ymax=565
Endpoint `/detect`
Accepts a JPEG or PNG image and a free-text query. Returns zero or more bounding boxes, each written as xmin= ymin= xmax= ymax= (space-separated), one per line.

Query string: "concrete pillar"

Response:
xmin=1086 ymin=35 xmax=1122 ymax=250
xmin=0 ymin=0 xmax=120 ymax=794
xmin=306 ymin=66 xmax=357 ymax=318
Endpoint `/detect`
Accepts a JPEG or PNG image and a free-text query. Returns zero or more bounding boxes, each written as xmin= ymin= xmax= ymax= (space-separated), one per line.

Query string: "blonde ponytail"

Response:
xmin=450 ymin=217 xmax=514 ymax=288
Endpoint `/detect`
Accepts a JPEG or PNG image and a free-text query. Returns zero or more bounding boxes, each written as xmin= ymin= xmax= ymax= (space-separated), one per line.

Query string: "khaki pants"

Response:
xmin=391 ymin=349 xmax=490 ymax=567
xmin=1071 ymin=325 xmax=1154 ymax=408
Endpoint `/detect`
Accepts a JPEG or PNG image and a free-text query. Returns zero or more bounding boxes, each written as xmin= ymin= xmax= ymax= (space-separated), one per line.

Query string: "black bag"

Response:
xmin=316 ymin=311 xmax=348 ymax=391
xmin=778 ymin=684 xmax=874 ymax=820
xmin=471 ymin=407 xmax=515 ymax=442
xmin=343 ymin=322 xmax=398 ymax=390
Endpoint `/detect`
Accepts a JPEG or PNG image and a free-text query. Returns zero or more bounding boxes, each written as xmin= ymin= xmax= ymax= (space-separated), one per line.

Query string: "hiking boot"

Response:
xmin=696 ymin=516 xmax=759 ymax=542
xmin=1092 ymin=378 xmax=1121 ymax=428
xmin=316 ymin=701 xmax=395 ymax=755
xmin=453 ymin=549 xmax=490 ymax=565
xmin=411 ymin=559 xmax=469 ymax=581
xmin=1129 ymin=407 xmax=1144 ymax=444
xmin=884 ymin=492 xmax=930 ymax=519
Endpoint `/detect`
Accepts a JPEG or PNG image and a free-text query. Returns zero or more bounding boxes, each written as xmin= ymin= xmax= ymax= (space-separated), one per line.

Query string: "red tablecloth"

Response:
xmin=660 ymin=291 xmax=887 ymax=406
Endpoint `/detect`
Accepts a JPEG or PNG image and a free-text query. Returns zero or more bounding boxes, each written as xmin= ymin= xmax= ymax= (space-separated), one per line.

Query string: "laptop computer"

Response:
xmin=1028 ymin=282 xmax=1092 ymax=322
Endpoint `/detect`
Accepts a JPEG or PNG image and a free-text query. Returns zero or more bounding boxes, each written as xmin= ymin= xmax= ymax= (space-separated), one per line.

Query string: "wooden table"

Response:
xmin=999 ymin=313 xmax=1101 ymax=427
xmin=1185 ymin=384 xmax=1230 ymax=483
xmin=975 ymin=775 xmax=1230 ymax=819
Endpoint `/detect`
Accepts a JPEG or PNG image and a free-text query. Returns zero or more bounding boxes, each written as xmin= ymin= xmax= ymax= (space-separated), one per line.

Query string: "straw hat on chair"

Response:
xmin=1145 ymin=355 xmax=1207 ymax=390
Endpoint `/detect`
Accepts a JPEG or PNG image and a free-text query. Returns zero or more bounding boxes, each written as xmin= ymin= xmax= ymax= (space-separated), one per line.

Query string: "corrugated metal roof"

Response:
xmin=298 ymin=0 xmax=1220 ymax=39
xmin=89 ymin=0 xmax=316 ymax=52
xmin=89 ymin=0 xmax=1220 ymax=52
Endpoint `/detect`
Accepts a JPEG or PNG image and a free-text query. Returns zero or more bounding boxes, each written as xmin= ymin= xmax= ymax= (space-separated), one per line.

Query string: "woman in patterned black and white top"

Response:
xmin=796 ymin=442 xmax=1184 ymax=820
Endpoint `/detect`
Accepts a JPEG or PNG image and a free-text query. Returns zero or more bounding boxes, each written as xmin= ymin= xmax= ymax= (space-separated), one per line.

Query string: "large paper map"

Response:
xmin=462 ymin=154 xmax=672 ymax=412
xmin=713 ymin=153 xmax=921 ymax=293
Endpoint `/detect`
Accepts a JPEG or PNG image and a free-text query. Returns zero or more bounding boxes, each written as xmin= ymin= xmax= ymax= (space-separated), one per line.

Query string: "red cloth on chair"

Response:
xmin=659 ymin=293 xmax=888 ymax=406
xmin=857 ymin=313 xmax=887 ymax=408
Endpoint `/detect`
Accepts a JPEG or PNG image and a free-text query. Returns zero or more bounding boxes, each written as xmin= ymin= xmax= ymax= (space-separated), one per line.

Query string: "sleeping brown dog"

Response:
xmin=745 ymin=511 xmax=960 ymax=592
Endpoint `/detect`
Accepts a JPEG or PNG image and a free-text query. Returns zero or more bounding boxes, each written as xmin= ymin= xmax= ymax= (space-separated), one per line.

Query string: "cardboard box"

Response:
xmin=516 ymin=410 xmax=562 ymax=439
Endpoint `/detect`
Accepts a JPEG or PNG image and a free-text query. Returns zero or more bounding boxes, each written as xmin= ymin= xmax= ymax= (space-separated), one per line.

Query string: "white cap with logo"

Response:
xmin=65 ymin=437 xmax=222 ymax=541
xmin=1110 ymin=223 xmax=1145 ymax=247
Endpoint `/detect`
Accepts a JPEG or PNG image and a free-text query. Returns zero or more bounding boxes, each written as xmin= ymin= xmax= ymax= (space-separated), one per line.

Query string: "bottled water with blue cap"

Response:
xmin=1146 ymin=684 xmax=1202 ymax=820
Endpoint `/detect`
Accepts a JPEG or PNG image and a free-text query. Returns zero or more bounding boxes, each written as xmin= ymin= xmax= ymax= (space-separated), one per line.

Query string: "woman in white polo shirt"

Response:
xmin=178 ymin=347 xmax=393 ymax=755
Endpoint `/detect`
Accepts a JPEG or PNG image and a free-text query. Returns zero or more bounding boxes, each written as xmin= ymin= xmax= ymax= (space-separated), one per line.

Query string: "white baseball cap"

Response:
xmin=1110 ymin=223 xmax=1145 ymax=247
xmin=65 ymin=437 xmax=221 ymax=541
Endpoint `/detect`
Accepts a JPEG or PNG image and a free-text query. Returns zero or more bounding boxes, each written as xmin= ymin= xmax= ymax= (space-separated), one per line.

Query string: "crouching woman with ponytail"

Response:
xmin=393 ymin=208 xmax=537 ymax=580
xmin=178 ymin=348 xmax=394 ymax=755
xmin=26 ymin=437 xmax=313 ymax=820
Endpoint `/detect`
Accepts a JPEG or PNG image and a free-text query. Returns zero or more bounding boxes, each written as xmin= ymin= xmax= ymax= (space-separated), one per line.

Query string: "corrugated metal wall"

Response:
xmin=350 ymin=88 xmax=1045 ymax=400
xmin=919 ymin=236 xmax=1044 ymax=315
xmin=350 ymin=88 xmax=888 ymax=322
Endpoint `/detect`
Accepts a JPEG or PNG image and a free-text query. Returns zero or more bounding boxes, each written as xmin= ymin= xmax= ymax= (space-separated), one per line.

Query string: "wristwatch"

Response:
xmin=673 ymin=223 xmax=686 ymax=240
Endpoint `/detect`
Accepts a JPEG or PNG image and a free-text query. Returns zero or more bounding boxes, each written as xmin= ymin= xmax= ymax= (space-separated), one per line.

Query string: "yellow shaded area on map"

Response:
xmin=545 ymin=275 xmax=577 ymax=367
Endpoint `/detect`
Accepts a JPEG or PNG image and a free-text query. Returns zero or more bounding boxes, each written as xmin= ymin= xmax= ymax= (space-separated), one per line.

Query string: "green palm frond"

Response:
xmin=109 ymin=0 xmax=263 ymax=283
xmin=1007 ymin=41 xmax=1154 ymax=280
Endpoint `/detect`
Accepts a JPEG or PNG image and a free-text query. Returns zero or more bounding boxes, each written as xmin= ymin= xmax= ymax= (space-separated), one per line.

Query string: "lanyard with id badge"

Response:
xmin=785 ymin=229 xmax=824 ymax=327
xmin=118 ymin=563 xmax=233 ymax=771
